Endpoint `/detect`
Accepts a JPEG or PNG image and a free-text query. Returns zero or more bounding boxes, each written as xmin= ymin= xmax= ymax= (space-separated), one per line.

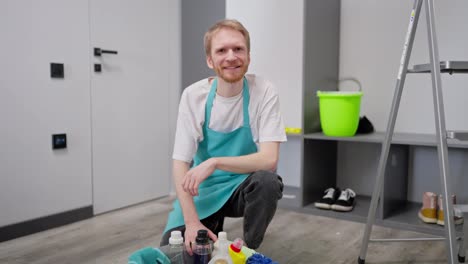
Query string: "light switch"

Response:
xmin=52 ymin=134 xmax=67 ymax=149
xmin=50 ymin=63 xmax=64 ymax=78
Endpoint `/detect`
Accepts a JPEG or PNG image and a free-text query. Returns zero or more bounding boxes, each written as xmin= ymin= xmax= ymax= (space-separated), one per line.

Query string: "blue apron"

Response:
xmin=164 ymin=77 xmax=257 ymax=233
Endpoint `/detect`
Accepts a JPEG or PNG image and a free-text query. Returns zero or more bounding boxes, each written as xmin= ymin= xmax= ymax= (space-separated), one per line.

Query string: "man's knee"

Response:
xmin=249 ymin=170 xmax=284 ymax=197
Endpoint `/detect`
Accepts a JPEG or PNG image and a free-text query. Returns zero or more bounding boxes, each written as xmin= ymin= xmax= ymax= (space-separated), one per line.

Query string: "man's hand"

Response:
xmin=182 ymin=158 xmax=217 ymax=196
xmin=184 ymin=221 xmax=218 ymax=255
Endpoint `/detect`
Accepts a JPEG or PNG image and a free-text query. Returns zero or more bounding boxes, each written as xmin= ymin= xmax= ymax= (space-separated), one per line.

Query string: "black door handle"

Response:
xmin=94 ymin=47 xmax=118 ymax=57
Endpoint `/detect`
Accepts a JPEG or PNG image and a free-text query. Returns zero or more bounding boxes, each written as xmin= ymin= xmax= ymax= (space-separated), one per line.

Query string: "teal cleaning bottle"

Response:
xmin=194 ymin=229 xmax=212 ymax=264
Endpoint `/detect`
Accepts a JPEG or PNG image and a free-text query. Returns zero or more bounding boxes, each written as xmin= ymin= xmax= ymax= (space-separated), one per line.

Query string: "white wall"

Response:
xmin=340 ymin=0 xmax=468 ymax=134
xmin=0 ymin=0 xmax=181 ymax=226
xmin=0 ymin=0 xmax=92 ymax=226
xmin=226 ymin=0 xmax=304 ymax=129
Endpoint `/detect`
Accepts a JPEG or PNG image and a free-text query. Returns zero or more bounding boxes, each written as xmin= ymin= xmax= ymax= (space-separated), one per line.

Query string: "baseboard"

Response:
xmin=0 ymin=206 xmax=93 ymax=243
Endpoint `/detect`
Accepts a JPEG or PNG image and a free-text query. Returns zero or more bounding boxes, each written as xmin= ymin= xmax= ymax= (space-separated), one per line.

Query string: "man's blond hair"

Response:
xmin=204 ymin=19 xmax=250 ymax=56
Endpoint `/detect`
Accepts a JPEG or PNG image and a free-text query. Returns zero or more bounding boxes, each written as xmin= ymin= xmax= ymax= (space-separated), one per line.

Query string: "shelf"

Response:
xmin=298 ymin=198 xmax=465 ymax=236
xmin=304 ymin=132 xmax=383 ymax=143
xmin=408 ymin=60 xmax=468 ymax=74
xmin=380 ymin=201 xmax=465 ymax=237
xmin=301 ymin=196 xmax=372 ymax=223
xmin=304 ymin=132 xmax=468 ymax=148
xmin=447 ymin=130 xmax=468 ymax=141
xmin=286 ymin=133 xmax=303 ymax=138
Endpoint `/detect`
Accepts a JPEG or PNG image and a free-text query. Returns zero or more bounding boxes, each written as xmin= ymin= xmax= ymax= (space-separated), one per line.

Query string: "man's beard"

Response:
xmin=214 ymin=64 xmax=249 ymax=83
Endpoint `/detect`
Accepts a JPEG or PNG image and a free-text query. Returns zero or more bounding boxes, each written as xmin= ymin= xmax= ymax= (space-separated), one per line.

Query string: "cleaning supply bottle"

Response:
xmin=240 ymin=245 xmax=256 ymax=260
xmin=168 ymin=230 xmax=185 ymax=264
xmin=228 ymin=238 xmax=246 ymax=264
xmin=211 ymin=231 xmax=229 ymax=257
xmin=193 ymin=229 xmax=212 ymax=264
xmin=208 ymin=232 xmax=233 ymax=264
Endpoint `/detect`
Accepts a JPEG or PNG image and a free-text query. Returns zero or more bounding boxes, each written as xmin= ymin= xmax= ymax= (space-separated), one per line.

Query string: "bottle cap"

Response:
xmin=230 ymin=238 xmax=243 ymax=252
xmin=196 ymin=229 xmax=209 ymax=244
xmin=169 ymin=230 xmax=183 ymax=245
xmin=218 ymin=231 xmax=227 ymax=241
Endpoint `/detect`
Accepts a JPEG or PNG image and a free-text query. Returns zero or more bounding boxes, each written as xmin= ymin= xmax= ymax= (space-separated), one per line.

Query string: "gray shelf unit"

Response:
xmin=274 ymin=0 xmax=468 ymax=239
xmin=277 ymin=0 xmax=341 ymax=210
xmin=283 ymin=132 xmax=468 ymax=237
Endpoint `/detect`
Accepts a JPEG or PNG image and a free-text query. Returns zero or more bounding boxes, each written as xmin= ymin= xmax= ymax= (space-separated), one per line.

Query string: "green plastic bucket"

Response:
xmin=317 ymin=79 xmax=363 ymax=137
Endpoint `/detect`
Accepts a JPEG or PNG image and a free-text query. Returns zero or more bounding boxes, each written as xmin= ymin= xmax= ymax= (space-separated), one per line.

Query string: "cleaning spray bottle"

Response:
xmin=208 ymin=232 xmax=233 ymax=264
xmin=228 ymin=238 xmax=246 ymax=264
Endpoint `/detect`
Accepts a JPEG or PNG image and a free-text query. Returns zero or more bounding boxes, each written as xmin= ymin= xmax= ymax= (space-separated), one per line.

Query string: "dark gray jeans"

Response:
xmin=160 ymin=170 xmax=284 ymax=249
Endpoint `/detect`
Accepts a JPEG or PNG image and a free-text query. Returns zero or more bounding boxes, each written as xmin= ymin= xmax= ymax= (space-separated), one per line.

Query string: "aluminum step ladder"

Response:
xmin=357 ymin=0 xmax=468 ymax=263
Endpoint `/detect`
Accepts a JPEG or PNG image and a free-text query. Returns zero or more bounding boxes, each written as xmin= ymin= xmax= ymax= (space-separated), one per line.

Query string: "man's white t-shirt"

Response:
xmin=173 ymin=74 xmax=287 ymax=163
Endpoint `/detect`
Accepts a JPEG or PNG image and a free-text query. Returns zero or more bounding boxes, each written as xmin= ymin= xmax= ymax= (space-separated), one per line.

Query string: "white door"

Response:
xmin=90 ymin=0 xmax=171 ymax=214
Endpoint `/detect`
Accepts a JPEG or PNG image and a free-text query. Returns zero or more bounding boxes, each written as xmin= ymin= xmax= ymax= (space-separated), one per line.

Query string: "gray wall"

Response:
xmin=181 ymin=0 xmax=225 ymax=88
xmin=339 ymin=1 xmax=468 ymax=203
xmin=168 ymin=1 xmax=182 ymax=192
xmin=340 ymin=0 xmax=468 ymax=134
xmin=303 ymin=0 xmax=341 ymax=134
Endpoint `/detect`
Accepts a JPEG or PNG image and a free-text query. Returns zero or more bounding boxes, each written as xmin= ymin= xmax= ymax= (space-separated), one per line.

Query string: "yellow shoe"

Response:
xmin=418 ymin=192 xmax=437 ymax=224
xmin=437 ymin=194 xmax=464 ymax=226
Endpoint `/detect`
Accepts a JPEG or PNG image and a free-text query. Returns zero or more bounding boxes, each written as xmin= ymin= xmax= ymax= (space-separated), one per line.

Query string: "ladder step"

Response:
xmin=447 ymin=131 xmax=468 ymax=141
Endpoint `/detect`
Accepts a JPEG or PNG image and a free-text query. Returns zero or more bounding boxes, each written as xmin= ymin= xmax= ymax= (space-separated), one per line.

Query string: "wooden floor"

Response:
xmin=0 ymin=196 xmax=451 ymax=264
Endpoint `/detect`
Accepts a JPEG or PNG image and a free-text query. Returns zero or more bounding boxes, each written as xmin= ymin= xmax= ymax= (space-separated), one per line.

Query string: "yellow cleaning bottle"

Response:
xmin=228 ymin=238 xmax=246 ymax=264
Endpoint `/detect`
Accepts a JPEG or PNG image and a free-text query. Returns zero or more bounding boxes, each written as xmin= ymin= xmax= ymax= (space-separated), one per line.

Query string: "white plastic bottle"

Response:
xmin=208 ymin=232 xmax=232 ymax=264
xmin=211 ymin=231 xmax=228 ymax=257
xmin=168 ymin=230 xmax=185 ymax=264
